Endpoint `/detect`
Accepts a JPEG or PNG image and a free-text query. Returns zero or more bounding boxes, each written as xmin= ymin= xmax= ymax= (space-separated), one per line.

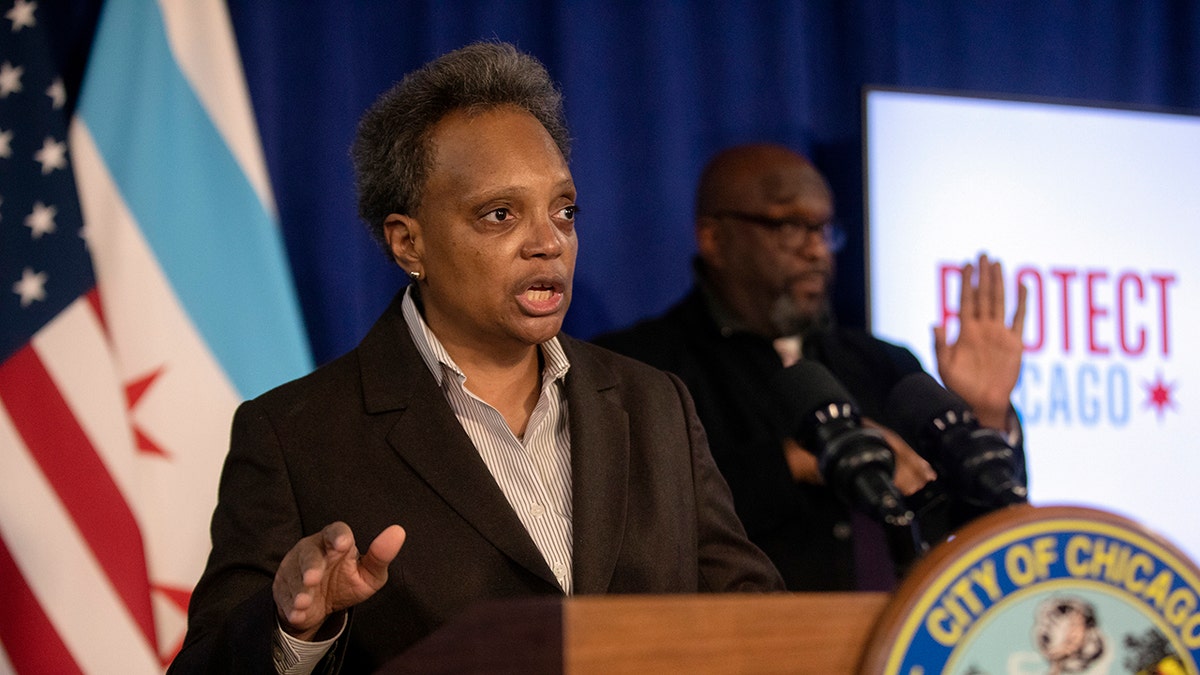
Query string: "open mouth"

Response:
xmin=517 ymin=278 xmax=567 ymax=315
xmin=525 ymin=285 xmax=555 ymax=302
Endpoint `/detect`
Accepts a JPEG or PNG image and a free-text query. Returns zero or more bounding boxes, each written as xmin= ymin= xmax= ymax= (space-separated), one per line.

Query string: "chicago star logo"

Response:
xmin=1144 ymin=372 xmax=1178 ymax=421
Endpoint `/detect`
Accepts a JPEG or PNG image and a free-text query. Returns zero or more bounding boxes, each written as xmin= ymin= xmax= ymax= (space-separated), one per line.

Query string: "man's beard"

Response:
xmin=768 ymin=291 xmax=831 ymax=338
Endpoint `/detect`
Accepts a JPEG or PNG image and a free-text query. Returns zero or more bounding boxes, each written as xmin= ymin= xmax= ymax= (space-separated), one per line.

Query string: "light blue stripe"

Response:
xmin=77 ymin=0 xmax=312 ymax=398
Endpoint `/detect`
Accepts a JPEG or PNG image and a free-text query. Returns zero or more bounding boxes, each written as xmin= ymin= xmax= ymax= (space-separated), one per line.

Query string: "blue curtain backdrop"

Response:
xmin=46 ymin=2 xmax=1200 ymax=366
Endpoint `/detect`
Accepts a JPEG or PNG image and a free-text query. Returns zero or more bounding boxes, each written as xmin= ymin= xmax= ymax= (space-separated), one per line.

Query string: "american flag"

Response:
xmin=0 ymin=2 xmax=145 ymax=671
xmin=0 ymin=1 xmax=311 ymax=671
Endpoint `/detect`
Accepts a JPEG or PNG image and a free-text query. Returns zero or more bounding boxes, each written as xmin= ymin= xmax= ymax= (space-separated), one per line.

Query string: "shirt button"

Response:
xmin=832 ymin=521 xmax=853 ymax=540
xmin=530 ymin=503 xmax=546 ymax=517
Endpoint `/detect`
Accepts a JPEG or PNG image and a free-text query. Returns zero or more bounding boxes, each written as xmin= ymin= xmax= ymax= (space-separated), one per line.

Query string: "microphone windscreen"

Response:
xmin=772 ymin=359 xmax=859 ymax=422
xmin=883 ymin=371 xmax=971 ymax=443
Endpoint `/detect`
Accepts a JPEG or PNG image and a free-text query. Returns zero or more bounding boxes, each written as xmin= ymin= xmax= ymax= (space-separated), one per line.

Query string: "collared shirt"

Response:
xmin=401 ymin=287 xmax=575 ymax=593
xmin=275 ymin=287 xmax=575 ymax=674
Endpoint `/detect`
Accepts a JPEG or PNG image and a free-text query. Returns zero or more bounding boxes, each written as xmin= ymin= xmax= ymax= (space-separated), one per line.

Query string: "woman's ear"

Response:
xmin=383 ymin=213 xmax=423 ymax=275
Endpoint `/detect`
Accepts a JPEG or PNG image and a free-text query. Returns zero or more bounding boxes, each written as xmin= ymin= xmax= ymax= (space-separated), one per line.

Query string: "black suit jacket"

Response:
xmin=169 ymin=292 xmax=782 ymax=673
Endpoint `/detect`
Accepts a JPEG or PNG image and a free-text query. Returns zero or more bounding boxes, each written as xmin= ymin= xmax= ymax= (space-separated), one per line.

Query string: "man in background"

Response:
xmin=595 ymin=143 xmax=1027 ymax=591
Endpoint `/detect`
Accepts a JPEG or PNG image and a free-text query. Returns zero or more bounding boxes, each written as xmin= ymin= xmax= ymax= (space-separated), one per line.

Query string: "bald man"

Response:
xmin=595 ymin=143 xmax=1026 ymax=591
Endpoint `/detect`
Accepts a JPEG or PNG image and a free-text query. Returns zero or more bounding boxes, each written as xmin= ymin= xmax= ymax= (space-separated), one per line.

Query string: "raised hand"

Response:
xmin=273 ymin=521 xmax=406 ymax=641
xmin=933 ymin=253 xmax=1028 ymax=430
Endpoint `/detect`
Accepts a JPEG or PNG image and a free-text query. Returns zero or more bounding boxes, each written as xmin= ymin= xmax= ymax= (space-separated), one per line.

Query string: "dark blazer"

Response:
xmin=169 ymin=292 xmax=782 ymax=674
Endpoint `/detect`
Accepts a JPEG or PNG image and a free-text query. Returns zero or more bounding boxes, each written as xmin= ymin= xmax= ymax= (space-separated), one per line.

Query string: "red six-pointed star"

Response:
xmin=1143 ymin=372 xmax=1177 ymax=420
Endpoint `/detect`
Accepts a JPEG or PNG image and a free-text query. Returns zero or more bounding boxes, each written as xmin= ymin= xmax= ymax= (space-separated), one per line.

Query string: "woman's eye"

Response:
xmin=485 ymin=208 xmax=511 ymax=223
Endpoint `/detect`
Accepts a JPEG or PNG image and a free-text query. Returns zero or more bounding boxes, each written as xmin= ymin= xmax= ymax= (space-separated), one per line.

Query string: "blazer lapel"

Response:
xmin=560 ymin=336 xmax=630 ymax=594
xmin=356 ymin=295 xmax=559 ymax=589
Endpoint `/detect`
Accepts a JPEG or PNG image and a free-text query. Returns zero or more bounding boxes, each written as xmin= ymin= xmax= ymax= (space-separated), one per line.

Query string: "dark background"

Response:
xmin=46 ymin=1 xmax=1200 ymax=366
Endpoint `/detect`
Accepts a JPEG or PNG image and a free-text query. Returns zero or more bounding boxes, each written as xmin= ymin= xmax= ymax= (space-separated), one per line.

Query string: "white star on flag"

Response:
xmin=13 ymin=266 xmax=47 ymax=307
xmin=0 ymin=127 xmax=13 ymax=157
xmin=5 ymin=0 xmax=37 ymax=32
xmin=25 ymin=201 xmax=57 ymax=238
xmin=46 ymin=76 xmax=65 ymax=109
xmin=33 ymin=135 xmax=66 ymax=174
xmin=0 ymin=61 xmax=23 ymax=97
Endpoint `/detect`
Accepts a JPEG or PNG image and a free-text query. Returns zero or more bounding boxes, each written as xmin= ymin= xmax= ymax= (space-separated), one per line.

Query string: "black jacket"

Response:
xmin=170 ymin=291 xmax=783 ymax=674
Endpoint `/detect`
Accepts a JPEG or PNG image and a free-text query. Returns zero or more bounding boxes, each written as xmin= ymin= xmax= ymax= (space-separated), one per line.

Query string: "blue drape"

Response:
xmin=72 ymin=1 xmax=1200 ymax=365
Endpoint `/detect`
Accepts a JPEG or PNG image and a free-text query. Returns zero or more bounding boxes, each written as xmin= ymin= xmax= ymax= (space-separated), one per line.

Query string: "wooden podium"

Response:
xmin=380 ymin=506 xmax=1200 ymax=673
xmin=379 ymin=592 xmax=889 ymax=674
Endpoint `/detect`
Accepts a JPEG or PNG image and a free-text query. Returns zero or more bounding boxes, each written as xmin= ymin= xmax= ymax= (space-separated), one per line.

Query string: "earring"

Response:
xmin=408 ymin=270 xmax=421 ymax=281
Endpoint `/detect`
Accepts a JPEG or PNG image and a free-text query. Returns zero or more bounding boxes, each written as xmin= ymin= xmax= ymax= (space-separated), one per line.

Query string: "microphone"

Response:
xmin=772 ymin=360 xmax=914 ymax=527
xmin=883 ymin=372 xmax=1028 ymax=514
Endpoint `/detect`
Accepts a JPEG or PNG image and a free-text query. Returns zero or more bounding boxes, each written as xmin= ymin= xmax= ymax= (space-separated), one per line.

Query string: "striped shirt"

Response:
xmin=401 ymin=288 xmax=575 ymax=593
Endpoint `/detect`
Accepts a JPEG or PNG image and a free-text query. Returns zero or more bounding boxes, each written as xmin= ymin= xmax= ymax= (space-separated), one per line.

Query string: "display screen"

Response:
xmin=865 ymin=88 xmax=1199 ymax=563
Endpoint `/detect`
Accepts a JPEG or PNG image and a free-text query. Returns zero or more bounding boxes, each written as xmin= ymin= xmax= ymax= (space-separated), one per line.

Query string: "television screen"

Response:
xmin=865 ymin=88 xmax=1200 ymax=563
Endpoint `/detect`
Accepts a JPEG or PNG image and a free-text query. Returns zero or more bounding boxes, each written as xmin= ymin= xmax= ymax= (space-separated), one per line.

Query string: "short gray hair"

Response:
xmin=351 ymin=41 xmax=571 ymax=250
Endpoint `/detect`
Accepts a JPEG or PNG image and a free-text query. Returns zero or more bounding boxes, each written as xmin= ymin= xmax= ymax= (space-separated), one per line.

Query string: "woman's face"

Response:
xmin=391 ymin=106 xmax=578 ymax=357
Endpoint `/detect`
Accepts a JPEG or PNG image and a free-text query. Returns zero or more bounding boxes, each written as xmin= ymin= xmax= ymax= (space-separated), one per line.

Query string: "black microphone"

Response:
xmin=883 ymin=372 xmax=1028 ymax=514
xmin=772 ymin=360 xmax=914 ymax=527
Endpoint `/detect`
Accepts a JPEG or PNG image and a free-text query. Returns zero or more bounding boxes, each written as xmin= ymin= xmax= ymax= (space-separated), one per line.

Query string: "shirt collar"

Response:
xmin=400 ymin=286 xmax=570 ymax=388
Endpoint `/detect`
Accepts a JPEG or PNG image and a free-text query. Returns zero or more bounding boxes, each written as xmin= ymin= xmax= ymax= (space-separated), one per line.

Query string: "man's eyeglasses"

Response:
xmin=707 ymin=210 xmax=844 ymax=251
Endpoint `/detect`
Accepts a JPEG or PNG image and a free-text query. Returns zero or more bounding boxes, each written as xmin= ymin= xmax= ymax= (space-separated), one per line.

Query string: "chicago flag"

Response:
xmin=0 ymin=0 xmax=312 ymax=672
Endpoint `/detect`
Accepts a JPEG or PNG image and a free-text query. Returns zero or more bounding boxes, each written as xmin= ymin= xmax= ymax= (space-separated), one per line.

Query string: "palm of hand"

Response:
xmin=275 ymin=523 xmax=405 ymax=639
xmin=933 ymin=254 xmax=1028 ymax=429
xmin=314 ymin=553 xmax=387 ymax=616
xmin=938 ymin=318 xmax=1024 ymax=419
